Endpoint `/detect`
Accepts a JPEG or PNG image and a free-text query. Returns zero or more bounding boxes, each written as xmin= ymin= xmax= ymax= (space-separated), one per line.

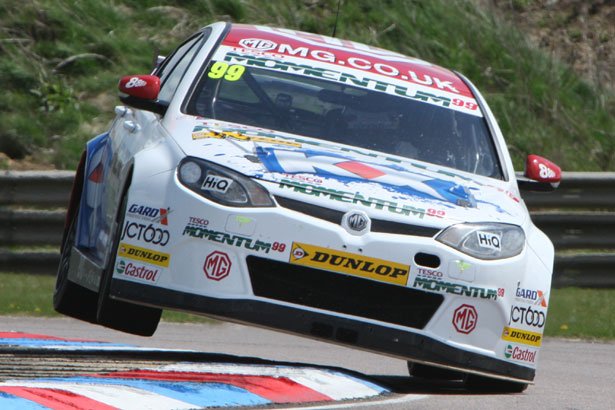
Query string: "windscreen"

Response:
xmin=186 ymin=60 xmax=503 ymax=179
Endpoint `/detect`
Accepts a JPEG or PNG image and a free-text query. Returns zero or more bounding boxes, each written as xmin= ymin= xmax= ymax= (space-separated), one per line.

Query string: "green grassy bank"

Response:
xmin=1 ymin=0 xmax=614 ymax=171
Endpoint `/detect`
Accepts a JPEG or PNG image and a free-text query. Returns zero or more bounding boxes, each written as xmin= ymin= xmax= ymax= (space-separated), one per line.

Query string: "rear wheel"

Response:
xmin=53 ymin=208 xmax=98 ymax=322
xmin=464 ymin=374 xmax=528 ymax=393
xmin=96 ymin=192 xmax=161 ymax=336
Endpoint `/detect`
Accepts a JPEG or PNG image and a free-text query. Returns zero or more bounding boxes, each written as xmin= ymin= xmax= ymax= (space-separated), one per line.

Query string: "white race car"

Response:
xmin=54 ymin=22 xmax=561 ymax=392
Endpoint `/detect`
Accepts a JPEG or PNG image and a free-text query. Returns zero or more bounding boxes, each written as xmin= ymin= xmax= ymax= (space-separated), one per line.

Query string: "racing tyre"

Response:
xmin=53 ymin=208 xmax=98 ymax=322
xmin=96 ymin=192 xmax=161 ymax=336
xmin=464 ymin=374 xmax=528 ymax=393
xmin=407 ymin=362 xmax=464 ymax=380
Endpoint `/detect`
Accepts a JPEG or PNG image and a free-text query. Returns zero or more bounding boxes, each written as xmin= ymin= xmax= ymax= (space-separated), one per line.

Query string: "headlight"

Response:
xmin=177 ymin=157 xmax=274 ymax=207
xmin=436 ymin=223 xmax=525 ymax=260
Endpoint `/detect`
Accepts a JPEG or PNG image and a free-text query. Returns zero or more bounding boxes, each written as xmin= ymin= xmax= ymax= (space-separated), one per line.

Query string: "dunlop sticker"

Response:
xmin=118 ymin=243 xmax=170 ymax=268
xmin=501 ymin=326 xmax=542 ymax=347
xmin=289 ymin=242 xmax=409 ymax=286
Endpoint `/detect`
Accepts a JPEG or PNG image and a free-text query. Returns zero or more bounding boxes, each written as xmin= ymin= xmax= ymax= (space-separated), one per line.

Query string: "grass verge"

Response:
xmin=1 ymin=272 xmax=613 ymax=339
xmin=0 ymin=272 xmax=212 ymax=323
xmin=1 ymin=0 xmax=614 ymax=171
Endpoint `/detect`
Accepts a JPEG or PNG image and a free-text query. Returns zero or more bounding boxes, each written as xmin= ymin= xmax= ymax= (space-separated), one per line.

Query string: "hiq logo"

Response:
xmin=477 ymin=231 xmax=501 ymax=251
xmin=201 ymin=175 xmax=233 ymax=193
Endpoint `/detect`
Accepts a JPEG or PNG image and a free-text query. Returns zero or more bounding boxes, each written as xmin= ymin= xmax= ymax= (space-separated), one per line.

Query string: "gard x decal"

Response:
xmin=515 ymin=281 xmax=548 ymax=307
xmin=289 ymin=242 xmax=409 ymax=286
xmin=117 ymin=243 xmax=170 ymax=268
xmin=183 ymin=225 xmax=272 ymax=253
xmin=501 ymin=326 xmax=542 ymax=347
xmin=412 ymin=277 xmax=498 ymax=300
xmin=192 ymin=128 xmax=302 ymax=147
xmin=127 ymin=203 xmax=171 ymax=225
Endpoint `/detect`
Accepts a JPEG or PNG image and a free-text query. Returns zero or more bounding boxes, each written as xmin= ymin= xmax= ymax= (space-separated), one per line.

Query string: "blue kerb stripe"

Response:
xmin=31 ymin=377 xmax=270 ymax=407
xmin=0 ymin=391 xmax=51 ymax=410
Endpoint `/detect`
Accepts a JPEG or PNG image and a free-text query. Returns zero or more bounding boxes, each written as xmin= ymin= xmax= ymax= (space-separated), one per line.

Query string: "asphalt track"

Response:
xmin=1 ymin=316 xmax=614 ymax=409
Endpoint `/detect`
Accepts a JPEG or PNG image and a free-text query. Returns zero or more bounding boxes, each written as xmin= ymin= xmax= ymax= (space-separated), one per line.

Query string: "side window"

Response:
xmin=156 ymin=28 xmax=210 ymax=102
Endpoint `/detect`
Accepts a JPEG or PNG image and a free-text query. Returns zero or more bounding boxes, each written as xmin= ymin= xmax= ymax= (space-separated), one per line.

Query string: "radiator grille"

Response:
xmin=247 ymin=256 xmax=443 ymax=329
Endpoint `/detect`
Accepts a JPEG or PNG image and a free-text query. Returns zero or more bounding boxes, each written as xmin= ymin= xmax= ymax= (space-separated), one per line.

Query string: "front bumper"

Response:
xmin=111 ymin=277 xmax=535 ymax=382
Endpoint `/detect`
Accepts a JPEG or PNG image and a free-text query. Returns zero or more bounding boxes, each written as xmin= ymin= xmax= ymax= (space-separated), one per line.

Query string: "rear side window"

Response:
xmin=156 ymin=28 xmax=210 ymax=102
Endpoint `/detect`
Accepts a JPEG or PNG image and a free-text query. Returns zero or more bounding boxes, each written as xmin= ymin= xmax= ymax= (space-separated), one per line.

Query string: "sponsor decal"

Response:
xmin=117 ymin=243 xmax=170 ymax=268
xmin=416 ymin=268 xmax=444 ymax=278
xmin=183 ymin=224 xmax=272 ymax=253
xmin=260 ymin=147 xmax=471 ymax=208
xmin=279 ymin=179 xmax=439 ymax=220
xmin=127 ymin=203 xmax=171 ymax=225
xmin=115 ymin=259 xmax=160 ymax=283
xmin=204 ymin=251 xmax=231 ymax=281
xmin=201 ymin=174 xmax=233 ymax=193
xmin=207 ymin=62 xmax=245 ymax=82
xmin=515 ymin=281 xmax=548 ymax=307
xmin=282 ymin=173 xmax=323 ymax=184
xmin=509 ymin=305 xmax=546 ymax=328
xmin=188 ymin=216 xmax=210 ymax=228
xmin=476 ymin=231 xmax=501 ymax=251
xmin=412 ymin=277 xmax=498 ymax=300
xmin=289 ymin=242 xmax=409 ymax=286
xmin=504 ymin=344 xmax=537 ymax=364
xmin=124 ymin=76 xmax=147 ymax=88
xmin=238 ymin=38 xmax=278 ymax=51
xmin=121 ymin=221 xmax=170 ymax=246
xmin=191 ymin=128 xmax=302 ymax=147
xmin=220 ymin=51 xmax=479 ymax=115
xmin=539 ymin=163 xmax=556 ymax=179
xmin=502 ymin=326 xmax=542 ymax=347
xmin=452 ymin=304 xmax=477 ymax=334
xmin=227 ymin=27 xmax=472 ymax=95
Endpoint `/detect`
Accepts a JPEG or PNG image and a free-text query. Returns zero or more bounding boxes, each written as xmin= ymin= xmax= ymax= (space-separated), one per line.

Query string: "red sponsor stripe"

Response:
xmin=223 ymin=25 xmax=473 ymax=98
xmin=0 ymin=332 xmax=100 ymax=343
xmin=335 ymin=161 xmax=386 ymax=180
xmin=0 ymin=386 xmax=119 ymax=410
xmin=93 ymin=370 xmax=332 ymax=403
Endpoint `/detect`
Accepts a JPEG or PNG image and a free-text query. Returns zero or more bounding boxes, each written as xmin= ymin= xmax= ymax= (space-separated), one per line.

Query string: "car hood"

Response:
xmin=174 ymin=117 xmax=526 ymax=229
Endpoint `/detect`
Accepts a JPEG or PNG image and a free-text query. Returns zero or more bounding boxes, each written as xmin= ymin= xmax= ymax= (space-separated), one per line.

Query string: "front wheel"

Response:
xmin=53 ymin=209 xmax=98 ymax=322
xmin=96 ymin=192 xmax=161 ymax=336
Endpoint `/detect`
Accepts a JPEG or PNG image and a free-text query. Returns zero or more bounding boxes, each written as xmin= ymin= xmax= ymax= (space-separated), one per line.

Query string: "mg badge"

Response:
xmin=342 ymin=210 xmax=371 ymax=235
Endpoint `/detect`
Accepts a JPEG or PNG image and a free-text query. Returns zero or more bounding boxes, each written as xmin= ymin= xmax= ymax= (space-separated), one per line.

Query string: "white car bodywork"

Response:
xmin=56 ymin=22 xmax=557 ymax=388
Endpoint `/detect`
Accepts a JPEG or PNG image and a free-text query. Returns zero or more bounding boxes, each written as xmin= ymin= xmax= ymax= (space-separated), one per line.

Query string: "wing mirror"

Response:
xmin=118 ymin=75 xmax=168 ymax=116
xmin=517 ymin=155 xmax=562 ymax=192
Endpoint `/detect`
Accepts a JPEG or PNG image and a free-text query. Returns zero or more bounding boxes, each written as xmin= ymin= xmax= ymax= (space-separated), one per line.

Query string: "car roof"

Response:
xmin=222 ymin=23 xmax=474 ymax=99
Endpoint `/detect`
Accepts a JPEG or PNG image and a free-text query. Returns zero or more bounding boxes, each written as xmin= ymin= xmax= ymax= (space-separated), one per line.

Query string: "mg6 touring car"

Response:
xmin=54 ymin=22 xmax=562 ymax=392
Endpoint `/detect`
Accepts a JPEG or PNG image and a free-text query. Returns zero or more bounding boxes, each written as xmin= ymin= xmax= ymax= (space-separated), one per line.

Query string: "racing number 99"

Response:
xmin=207 ymin=62 xmax=245 ymax=81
